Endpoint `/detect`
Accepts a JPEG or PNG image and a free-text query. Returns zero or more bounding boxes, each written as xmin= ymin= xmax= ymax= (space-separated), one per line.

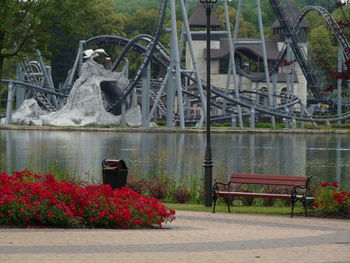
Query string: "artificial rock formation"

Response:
xmin=10 ymin=59 xmax=142 ymax=127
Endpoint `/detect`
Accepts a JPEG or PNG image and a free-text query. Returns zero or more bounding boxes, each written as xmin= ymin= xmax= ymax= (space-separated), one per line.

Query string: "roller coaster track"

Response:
xmin=6 ymin=2 xmax=348 ymax=123
xmin=235 ymin=6 xmax=349 ymax=84
xmin=236 ymin=3 xmax=350 ymax=103
xmin=1 ymin=79 xmax=67 ymax=98
xmin=82 ymin=2 xmax=350 ymax=123
xmin=84 ymin=34 xmax=302 ymax=117
xmin=296 ymin=6 xmax=350 ymax=61
xmin=92 ymin=35 xmax=305 ymax=114
xmin=268 ymin=0 xmax=350 ymax=101
xmin=21 ymin=58 xmax=57 ymax=112
xmin=104 ymin=0 xmax=168 ymax=112
xmin=235 ymin=44 xmax=287 ymax=82
xmin=125 ymin=34 xmax=350 ymax=122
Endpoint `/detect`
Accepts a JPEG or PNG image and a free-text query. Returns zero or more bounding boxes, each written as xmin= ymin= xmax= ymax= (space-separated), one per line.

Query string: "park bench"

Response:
xmin=212 ymin=173 xmax=313 ymax=217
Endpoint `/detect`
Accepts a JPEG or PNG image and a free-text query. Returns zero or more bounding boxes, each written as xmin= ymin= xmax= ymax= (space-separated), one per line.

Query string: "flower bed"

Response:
xmin=0 ymin=170 xmax=175 ymax=228
xmin=313 ymin=182 xmax=350 ymax=218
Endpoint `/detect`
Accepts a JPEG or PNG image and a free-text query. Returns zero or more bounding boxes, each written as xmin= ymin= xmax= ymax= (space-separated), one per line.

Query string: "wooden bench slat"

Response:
xmin=216 ymin=191 xmax=305 ymax=199
xmin=230 ymin=178 xmax=306 ymax=186
xmin=230 ymin=173 xmax=308 ymax=186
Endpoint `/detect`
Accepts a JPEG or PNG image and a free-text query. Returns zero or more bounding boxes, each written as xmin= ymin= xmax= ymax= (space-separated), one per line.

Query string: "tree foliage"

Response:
xmin=1 ymin=0 xmax=350 ymax=105
xmin=49 ymin=0 xmax=126 ymax=86
xmin=115 ymin=0 xmax=159 ymax=14
xmin=0 ymin=0 xmax=89 ymax=106
xmin=215 ymin=5 xmax=259 ymax=38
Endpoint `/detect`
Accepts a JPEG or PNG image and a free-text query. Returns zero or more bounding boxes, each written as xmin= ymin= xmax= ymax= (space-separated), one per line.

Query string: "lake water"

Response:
xmin=1 ymin=129 xmax=350 ymax=187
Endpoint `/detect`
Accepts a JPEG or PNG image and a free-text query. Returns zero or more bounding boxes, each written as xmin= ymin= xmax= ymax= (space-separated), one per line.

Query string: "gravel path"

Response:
xmin=0 ymin=211 xmax=349 ymax=263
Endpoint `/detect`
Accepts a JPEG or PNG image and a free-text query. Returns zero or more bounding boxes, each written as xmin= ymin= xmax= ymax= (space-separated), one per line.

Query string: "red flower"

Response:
xmin=332 ymin=182 xmax=339 ymax=188
xmin=47 ymin=210 xmax=54 ymax=219
xmin=0 ymin=170 xmax=176 ymax=228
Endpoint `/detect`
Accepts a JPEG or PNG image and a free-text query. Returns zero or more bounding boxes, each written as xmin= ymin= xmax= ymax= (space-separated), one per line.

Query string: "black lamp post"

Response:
xmin=200 ymin=0 xmax=217 ymax=207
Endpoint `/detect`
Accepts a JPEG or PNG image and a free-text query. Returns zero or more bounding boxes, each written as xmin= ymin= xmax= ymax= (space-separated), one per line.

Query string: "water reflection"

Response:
xmin=0 ymin=130 xmax=349 ymax=186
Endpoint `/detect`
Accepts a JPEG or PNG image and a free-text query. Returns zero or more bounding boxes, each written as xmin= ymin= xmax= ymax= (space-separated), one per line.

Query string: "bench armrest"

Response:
xmin=213 ymin=181 xmax=231 ymax=193
xmin=291 ymin=185 xmax=307 ymax=199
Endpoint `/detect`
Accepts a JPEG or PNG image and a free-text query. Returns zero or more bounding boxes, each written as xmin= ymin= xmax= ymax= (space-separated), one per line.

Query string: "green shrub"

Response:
xmin=314 ymin=182 xmax=350 ymax=216
xmin=156 ymin=120 xmax=166 ymax=126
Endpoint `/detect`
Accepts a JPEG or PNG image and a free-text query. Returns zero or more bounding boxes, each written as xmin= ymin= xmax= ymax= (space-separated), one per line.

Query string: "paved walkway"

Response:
xmin=0 ymin=211 xmax=350 ymax=263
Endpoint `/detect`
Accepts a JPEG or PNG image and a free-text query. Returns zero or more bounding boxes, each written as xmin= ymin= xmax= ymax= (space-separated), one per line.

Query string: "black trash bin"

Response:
xmin=102 ymin=159 xmax=128 ymax=189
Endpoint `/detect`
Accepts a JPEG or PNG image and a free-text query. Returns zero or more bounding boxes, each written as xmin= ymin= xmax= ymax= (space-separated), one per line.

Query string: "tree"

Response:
xmin=308 ymin=25 xmax=337 ymax=74
xmin=49 ymin=0 xmax=126 ymax=86
xmin=124 ymin=8 xmax=160 ymax=37
xmin=0 ymin=0 xmax=87 ymax=105
xmin=214 ymin=5 xmax=259 ymax=39
xmin=115 ymin=0 xmax=159 ymax=14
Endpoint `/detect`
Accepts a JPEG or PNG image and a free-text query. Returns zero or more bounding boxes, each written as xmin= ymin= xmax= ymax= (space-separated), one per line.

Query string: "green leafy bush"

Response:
xmin=314 ymin=182 xmax=350 ymax=216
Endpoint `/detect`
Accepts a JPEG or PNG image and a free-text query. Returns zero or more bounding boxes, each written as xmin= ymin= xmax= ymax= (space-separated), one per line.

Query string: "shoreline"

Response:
xmin=1 ymin=124 xmax=349 ymax=134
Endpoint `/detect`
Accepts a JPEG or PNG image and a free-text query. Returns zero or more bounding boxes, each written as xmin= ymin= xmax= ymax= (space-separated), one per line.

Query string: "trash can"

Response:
xmin=102 ymin=159 xmax=128 ymax=189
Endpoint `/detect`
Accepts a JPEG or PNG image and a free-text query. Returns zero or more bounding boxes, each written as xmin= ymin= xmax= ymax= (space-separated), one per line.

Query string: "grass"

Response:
xmin=164 ymin=203 xmax=304 ymax=215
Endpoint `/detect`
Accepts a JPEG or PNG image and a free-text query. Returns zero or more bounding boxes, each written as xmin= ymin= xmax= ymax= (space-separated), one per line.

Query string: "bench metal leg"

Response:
xmin=302 ymin=199 xmax=308 ymax=216
xmin=291 ymin=198 xmax=296 ymax=218
xmin=225 ymin=197 xmax=231 ymax=213
xmin=213 ymin=194 xmax=217 ymax=213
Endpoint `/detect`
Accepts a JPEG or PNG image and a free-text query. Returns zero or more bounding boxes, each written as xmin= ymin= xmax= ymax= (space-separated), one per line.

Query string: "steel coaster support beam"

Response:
xmin=223 ymin=62 xmax=232 ymax=115
xmin=122 ymin=58 xmax=129 ymax=78
xmin=272 ymin=70 xmax=277 ymax=106
xmin=180 ymin=0 xmax=206 ymax=128
xmin=169 ymin=0 xmax=185 ymax=128
xmin=35 ymin=50 xmax=59 ymax=109
xmin=292 ymin=116 xmax=296 ymax=128
xmin=148 ymin=72 xmax=170 ymax=123
xmin=121 ymin=57 xmax=129 ymax=127
xmin=300 ymin=103 xmax=305 ymax=128
xmin=286 ymin=38 xmax=295 ymax=125
xmin=141 ymin=64 xmax=151 ymax=127
xmin=286 ymin=38 xmax=292 ymax=94
xmin=256 ymin=0 xmax=274 ymax=127
xmin=5 ymin=81 xmax=14 ymax=124
xmin=178 ymin=0 xmax=188 ymax=63
xmin=337 ymin=45 xmax=343 ymax=124
xmin=64 ymin=41 xmax=84 ymax=94
xmin=224 ymin=0 xmax=243 ymax=128
xmin=46 ymin=66 xmax=61 ymax=107
xmin=166 ymin=38 xmax=176 ymax=127
xmin=15 ymin=65 xmax=25 ymax=109
xmin=78 ymin=41 xmax=85 ymax=76
xmin=336 ymin=137 xmax=342 ymax=187
xmin=166 ymin=76 xmax=176 ymax=127
xmin=231 ymin=114 xmax=237 ymax=128
xmin=250 ymin=106 xmax=255 ymax=128
xmin=121 ymin=102 xmax=126 ymax=127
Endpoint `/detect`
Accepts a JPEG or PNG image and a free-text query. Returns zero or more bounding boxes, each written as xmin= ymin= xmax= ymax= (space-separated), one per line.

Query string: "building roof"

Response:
xmin=188 ymin=4 xmax=221 ymax=29
xmin=206 ymin=37 xmax=280 ymax=61
xmin=271 ymin=0 xmax=309 ymax=29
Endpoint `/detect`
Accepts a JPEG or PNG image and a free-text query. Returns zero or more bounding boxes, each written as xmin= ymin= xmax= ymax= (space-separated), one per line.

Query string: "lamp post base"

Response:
xmin=204 ymin=151 xmax=213 ymax=207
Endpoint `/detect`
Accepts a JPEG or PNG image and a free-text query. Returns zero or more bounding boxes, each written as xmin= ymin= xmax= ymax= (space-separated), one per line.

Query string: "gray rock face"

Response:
xmin=10 ymin=60 xmax=142 ymax=127
xmin=41 ymin=60 xmax=125 ymax=126
xmin=6 ymin=98 xmax=47 ymax=125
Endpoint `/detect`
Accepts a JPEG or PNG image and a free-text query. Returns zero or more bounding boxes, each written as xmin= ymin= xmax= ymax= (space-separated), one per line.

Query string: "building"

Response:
xmin=186 ymin=2 xmax=309 ymax=108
